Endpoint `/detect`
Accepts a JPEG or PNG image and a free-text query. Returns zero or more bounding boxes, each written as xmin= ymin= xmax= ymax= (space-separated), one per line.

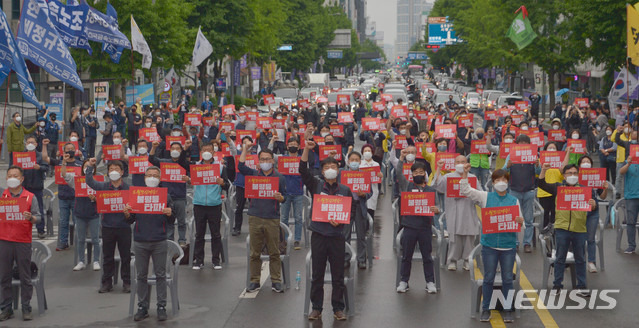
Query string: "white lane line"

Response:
xmin=239 ymin=261 xmax=270 ymax=299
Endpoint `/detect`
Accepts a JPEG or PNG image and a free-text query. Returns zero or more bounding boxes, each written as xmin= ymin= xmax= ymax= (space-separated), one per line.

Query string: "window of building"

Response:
xmin=12 ymin=0 xmax=21 ymax=19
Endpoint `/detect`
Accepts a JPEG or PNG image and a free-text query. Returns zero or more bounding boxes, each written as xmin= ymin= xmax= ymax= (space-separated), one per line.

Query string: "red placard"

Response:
xmin=298 ymin=99 xmax=310 ymax=109
xmin=446 ymin=177 xmax=477 ymax=198
xmin=501 ymin=126 xmax=519 ymax=139
xmin=219 ymin=122 xmax=234 ymax=133
xmin=380 ymin=119 xmax=388 ymax=130
xmin=630 ymin=145 xmax=639 ymax=164
xmin=511 ymin=114 xmax=524 ymax=126
xmin=435 ymin=124 xmax=456 ymax=139
xmin=567 ymin=139 xmax=586 ymax=154
xmin=402 ymin=163 xmax=413 ymax=182
xmin=319 ymin=145 xmax=342 ymax=161
xmin=55 ymin=166 xmax=82 ymax=185
xmin=218 ymin=143 xmax=231 ymax=157
xmin=329 ymin=125 xmax=344 ymax=137
xmin=471 ymin=140 xmax=490 ymax=155
xmin=482 ymin=206 xmax=521 ymax=234
xmin=510 ymin=144 xmax=538 ymax=164
xmin=362 ymin=117 xmax=381 ymax=131
xmin=588 ymin=111 xmax=597 ymax=120
xmin=102 ymin=145 xmax=122 ymax=161
xmin=58 ymin=141 xmax=79 ymax=155
xmin=557 ymin=187 xmax=592 ymax=211
xmin=372 ymin=101 xmax=385 ymax=112
xmin=414 ymin=110 xmax=429 ymax=120
xmin=400 ymin=192 xmax=436 ymax=216
xmin=185 ymin=113 xmax=202 ymax=126
xmin=286 ymin=132 xmax=305 ymax=148
xmin=540 ymin=151 xmax=566 ymax=169
xmin=0 ymin=198 xmax=28 ymax=222
xmin=129 ymin=156 xmax=152 ymax=174
xmin=579 ymin=168 xmax=606 ymax=189
xmin=273 ymin=119 xmax=286 ymax=130
xmin=235 ymin=155 xmax=259 ymax=173
xmin=96 ymin=190 xmax=129 ymax=214
xmin=202 ymin=116 xmax=215 ymax=126
xmin=278 ymin=156 xmax=300 ymax=175
xmin=395 ymin=135 xmax=408 ymax=150
xmin=338 ymin=112 xmax=354 ymax=123
xmin=310 ymin=92 xmax=317 ymax=99
xmin=190 ymin=164 xmax=221 ymax=185
xmin=416 ymin=142 xmax=435 ymax=159
xmin=222 ymin=104 xmax=235 ymax=116
xmin=74 ymin=175 xmax=105 ymax=197
xmin=237 ymin=130 xmax=257 ymax=142
xmin=311 ymin=195 xmax=352 ymax=224
xmin=515 ymin=101 xmax=527 ymax=111
xmin=521 ymin=130 xmax=544 ymax=148
xmin=312 ymin=136 xmax=325 ymax=146
xmin=12 ymin=152 xmax=36 ymax=170
xmin=575 ymin=98 xmax=589 ymax=108
xmin=246 ymin=111 xmax=258 ymax=122
xmin=484 ymin=110 xmax=497 ymax=121
xmin=139 ymin=128 xmax=161 ymax=142
xmin=245 ymin=176 xmax=279 ymax=199
xmin=457 ymin=114 xmax=474 ymax=128
xmin=499 ymin=143 xmax=513 ymax=159
xmin=548 ymin=129 xmax=566 ymax=142
xmin=316 ymin=96 xmax=328 ymax=103
xmin=391 ymin=105 xmax=408 ymax=118
xmin=361 ymin=166 xmax=382 ymax=184
xmin=340 ymin=171 xmax=371 ymax=193
xmin=130 ymin=187 xmax=168 ymax=214
xmin=263 ymin=94 xmax=275 ymax=105
xmin=436 ymin=152 xmax=458 ymax=171
xmin=160 ymin=162 xmax=186 ymax=183
xmin=165 ymin=136 xmax=185 ymax=150
xmin=498 ymin=107 xmax=511 ymax=118
xmin=257 ymin=117 xmax=273 ymax=129
xmin=337 ymin=94 xmax=350 ymax=105
xmin=380 ymin=94 xmax=393 ymax=102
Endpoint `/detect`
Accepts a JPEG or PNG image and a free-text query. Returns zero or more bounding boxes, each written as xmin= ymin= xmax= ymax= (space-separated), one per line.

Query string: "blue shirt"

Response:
xmin=624 ymin=164 xmax=639 ymax=199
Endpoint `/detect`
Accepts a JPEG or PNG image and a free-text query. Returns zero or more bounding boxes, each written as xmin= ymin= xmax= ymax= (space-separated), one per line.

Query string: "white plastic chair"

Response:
xmin=245 ymin=222 xmax=293 ymax=289
xmin=538 ymin=234 xmax=577 ymax=289
xmin=12 ymin=241 xmax=51 ymax=315
xmin=394 ymin=228 xmax=441 ymax=291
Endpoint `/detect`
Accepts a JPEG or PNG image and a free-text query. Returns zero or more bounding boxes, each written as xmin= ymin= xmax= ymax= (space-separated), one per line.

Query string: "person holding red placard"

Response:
xmin=123 ymin=140 xmax=153 ymax=187
xmin=538 ymin=163 xmax=598 ymax=297
xmin=6 ymin=112 xmax=36 ymax=167
xmin=21 ymin=136 xmax=49 ymax=239
xmin=537 ymin=142 xmax=570 ymax=229
xmin=299 ymin=138 xmax=353 ymax=321
xmin=578 ymin=156 xmax=609 ymax=272
xmin=433 ymin=155 xmax=480 ymax=271
xmin=598 ymin=125 xmax=617 ymax=183
xmin=239 ymin=142 xmax=287 ymax=294
xmin=613 ymin=125 xmax=638 ymax=198
xmin=359 ymin=144 xmax=383 ymax=218
xmin=561 ymin=130 xmax=585 ymax=166
xmin=469 ymin=127 xmax=490 ymax=190
xmin=619 ymin=153 xmax=639 ymax=255
xmin=395 ymin=161 xmax=440 ymax=294
xmin=231 ymin=135 xmax=259 ymax=236
xmin=86 ymin=159 xmax=133 ymax=294
xmin=485 ymin=130 xmax=514 ymax=174
xmin=459 ymin=167 xmax=523 ymax=323
xmin=124 ymin=166 xmax=175 ymax=322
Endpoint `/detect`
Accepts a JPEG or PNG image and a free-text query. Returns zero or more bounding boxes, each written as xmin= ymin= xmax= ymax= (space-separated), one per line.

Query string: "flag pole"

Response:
xmin=1 ymin=72 xmax=11 ymax=154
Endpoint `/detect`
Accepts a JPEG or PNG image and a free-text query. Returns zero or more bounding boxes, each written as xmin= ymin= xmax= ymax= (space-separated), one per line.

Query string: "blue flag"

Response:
xmin=0 ymin=10 xmax=41 ymax=109
xmin=47 ymin=0 xmax=92 ymax=55
xmin=17 ymin=0 xmax=83 ymax=91
xmin=85 ymin=5 xmax=131 ymax=49
xmin=102 ymin=2 xmax=123 ymax=63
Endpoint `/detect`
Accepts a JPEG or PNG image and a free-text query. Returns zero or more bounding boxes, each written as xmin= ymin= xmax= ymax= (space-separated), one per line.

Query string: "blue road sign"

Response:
xmin=327 ymin=50 xmax=343 ymax=59
xmin=428 ymin=23 xmax=458 ymax=46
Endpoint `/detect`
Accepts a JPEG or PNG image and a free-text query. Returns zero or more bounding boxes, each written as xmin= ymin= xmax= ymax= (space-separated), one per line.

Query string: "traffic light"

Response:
xmin=425 ymin=44 xmax=440 ymax=49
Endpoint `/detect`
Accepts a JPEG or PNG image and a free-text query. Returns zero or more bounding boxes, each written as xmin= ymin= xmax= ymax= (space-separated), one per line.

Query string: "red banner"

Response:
xmin=257 ymin=117 xmax=273 ymax=129
xmin=263 ymin=94 xmax=275 ymax=105
xmin=278 ymin=156 xmax=300 ymax=175
xmin=329 ymin=125 xmax=344 ymax=137
xmin=499 ymin=143 xmax=512 ymax=159
xmin=139 ymin=128 xmax=161 ymax=142
xmin=237 ymin=130 xmax=257 ymax=142
xmin=235 ymin=155 xmax=259 ymax=173
xmin=510 ymin=144 xmax=538 ymax=164
xmin=319 ymin=145 xmax=342 ymax=161
xmin=12 ymin=152 xmax=36 ymax=170
xmin=436 ymin=124 xmax=456 ymax=139
xmin=361 ymin=166 xmax=382 ymax=184
xmin=160 ymin=163 xmax=186 ymax=183
xmin=202 ymin=116 xmax=215 ymax=126
xmin=246 ymin=111 xmax=258 ymax=122
xmin=630 ymin=145 xmax=639 ymax=164
xmin=540 ymin=151 xmax=566 ymax=169
xmin=190 ymin=164 xmax=221 ymax=185
xmin=521 ymin=130 xmax=544 ymax=148
xmin=436 ymin=152 xmax=458 ymax=171
xmin=471 ymin=140 xmax=490 ymax=155
xmin=372 ymin=101 xmax=385 ymax=112
xmin=511 ymin=114 xmax=524 ymax=126
xmin=55 ymin=166 xmax=82 ymax=185
xmin=446 ymin=177 xmax=477 ymax=198
xmin=501 ymin=126 xmax=519 ymax=139
xmin=222 ymin=104 xmax=235 ymax=116
xmin=338 ymin=112 xmax=354 ymax=123
xmin=58 ymin=141 xmax=79 ymax=156
xmin=579 ymin=168 xmax=607 ymax=189
xmin=567 ymin=139 xmax=586 ymax=154
xmin=380 ymin=94 xmax=393 ymax=102
xmin=498 ymin=107 xmax=511 ymax=118
xmin=340 ymin=171 xmax=371 ymax=193
xmin=402 ymin=163 xmax=413 ymax=182
xmin=481 ymin=205 xmax=521 ymax=234
xmin=395 ymin=135 xmax=408 ymax=150
xmin=311 ymin=195 xmax=352 ymax=224
xmin=129 ymin=156 xmax=152 ymax=174
xmin=391 ymin=105 xmax=408 ymax=118
xmin=74 ymin=175 xmax=104 ymax=197
xmin=416 ymin=142 xmax=435 ymax=158
xmin=272 ymin=119 xmax=286 ymax=130
xmin=0 ymin=198 xmax=28 ymax=221
xmin=316 ymin=96 xmax=328 ymax=103
xmin=515 ymin=101 xmax=528 ymax=111
xmin=245 ymin=176 xmax=280 ymax=199
xmin=457 ymin=114 xmax=473 ymax=128
xmin=185 ymin=113 xmax=201 ymax=126
xmin=548 ymin=129 xmax=566 ymax=142
xmin=400 ymin=192 xmax=436 ymax=216
xmin=312 ymin=136 xmax=325 ymax=146
xmin=414 ymin=110 xmax=429 ymax=120
xmin=484 ymin=110 xmax=497 ymax=121
xmin=557 ymin=187 xmax=592 ymax=211
xmin=219 ymin=122 xmax=234 ymax=133
xmin=130 ymin=187 xmax=168 ymax=214
xmin=165 ymin=136 xmax=185 ymax=150
xmin=575 ymin=98 xmax=589 ymax=108
xmin=96 ymin=190 xmax=129 ymax=213
xmin=298 ymin=99 xmax=310 ymax=109
xmin=102 ymin=145 xmax=122 ymax=161
xmin=362 ymin=117 xmax=381 ymax=131
xmin=337 ymin=94 xmax=350 ymax=105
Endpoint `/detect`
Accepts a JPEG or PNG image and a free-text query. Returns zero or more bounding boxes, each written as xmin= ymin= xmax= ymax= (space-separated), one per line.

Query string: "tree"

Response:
xmin=247 ymin=0 xmax=289 ymax=63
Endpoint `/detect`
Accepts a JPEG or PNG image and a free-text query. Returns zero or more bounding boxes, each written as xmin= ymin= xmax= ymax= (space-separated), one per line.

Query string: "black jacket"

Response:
xmin=127 ymin=193 xmax=176 ymax=242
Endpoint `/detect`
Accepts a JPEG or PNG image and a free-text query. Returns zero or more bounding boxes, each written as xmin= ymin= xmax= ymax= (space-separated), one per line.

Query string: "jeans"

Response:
xmin=58 ymin=198 xmax=75 ymax=248
xmin=553 ymin=229 xmax=587 ymax=289
xmin=102 ymin=226 xmax=132 ymax=286
xmin=586 ymin=212 xmax=599 ymax=263
xmin=0 ymin=241 xmax=32 ymax=311
xmin=234 ymin=186 xmax=247 ymax=231
xmin=193 ymin=205 xmax=222 ymax=265
xmin=280 ymin=194 xmax=304 ymax=242
xmin=25 ymin=188 xmax=45 ymax=233
xmin=481 ymin=246 xmax=516 ymax=312
xmin=510 ymin=189 xmax=535 ymax=246
xmin=76 ymin=216 xmax=101 ymax=263
xmin=470 ymin=167 xmax=489 ymax=191
xmin=625 ymin=198 xmax=639 ymax=249
xmin=134 ymin=241 xmax=167 ymax=309
xmin=310 ymin=232 xmax=345 ymax=313
xmin=248 ymin=216 xmax=282 ymax=284
xmin=615 ymin=162 xmax=626 ymax=195
xmin=167 ymin=198 xmax=186 ymax=243
xmin=400 ymin=226 xmax=434 ymax=283
xmin=433 ymin=192 xmax=447 ymax=231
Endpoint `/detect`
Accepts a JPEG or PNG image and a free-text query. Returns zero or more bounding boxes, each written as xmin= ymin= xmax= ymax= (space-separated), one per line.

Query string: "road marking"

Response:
xmin=239 ymin=261 xmax=270 ymax=299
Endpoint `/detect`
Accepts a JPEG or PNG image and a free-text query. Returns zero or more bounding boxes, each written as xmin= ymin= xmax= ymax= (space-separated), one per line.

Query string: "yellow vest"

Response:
xmin=538 ymin=168 xmax=563 ymax=198
xmin=612 ymin=131 xmax=629 ymax=163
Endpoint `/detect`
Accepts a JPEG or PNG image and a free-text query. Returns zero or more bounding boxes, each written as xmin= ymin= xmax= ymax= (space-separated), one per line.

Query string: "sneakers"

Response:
xmin=73 ymin=262 xmax=86 ymax=271
xmin=443 ymin=230 xmax=449 ymax=238
xmin=246 ymin=282 xmax=260 ymax=293
xmin=396 ymin=281 xmax=409 ymax=293
xmin=157 ymin=306 xmax=168 ymax=321
xmin=192 ymin=260 xmax=203 ymax=270
xmin=524 ymin=245 xmax=532 ymax=253
xmin=56 ymin=245 xmax=69 ymax=251
xmin=98 ymin=284 xmax=113 ymax=293
xmin=0 ymin=308 xmax=14 ymax=321
xmin=272 ymin=282 xmax=284 ymax=293
xmin=447 ymin=262 xmax=457 ymax=271
xmin=358 ymin=261 xmax=367 ymax=270
xmin=576 ymin=289 xmax=591 ymax=297
xmin=37 ymin=232 xmax=46 ymax=239
xmin=178 ymin=241 xmax=186 ymax=248
xmin=550 ymin=286 xmax=561 ymax=297
xmin=294 ymin=241 xmax=301 ymax=250
xmin=133 ymin=307 xmax=149 ymax=321
xmin=587 ymin=262 xmax=598 ymax=273
xmin=425 ymin=282 xmax=437 ymax=294
xmin=333 ymin=310 xmax=347 ymax=321
xmin=93 ymin=262 xmax=101 ymax=271
xmin=480 ymin=310 xmax=491 ymax=322
xmin=231 ymin=229 xmax=240 ymax=236
xmin=213 ymin=264 xmax=222 ymax=270
xmin=308 ymin=309 xmax=321 ymax=320
xmin=463 ymin=260 xmax=470 ymax=271
xmin=624 ymin=247 xmax=635 ymax=254
xmin=122 ymin=284 xmax=131 ymax=293
xmin=502 ymin=311 xmax=514 ymax=323
xmin=22 ymin=308 xmax=33 ymax=321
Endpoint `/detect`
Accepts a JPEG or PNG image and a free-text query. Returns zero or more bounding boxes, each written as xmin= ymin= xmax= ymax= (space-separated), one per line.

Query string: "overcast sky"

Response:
xmin=366 ymin=0 xmax=397 ymax=46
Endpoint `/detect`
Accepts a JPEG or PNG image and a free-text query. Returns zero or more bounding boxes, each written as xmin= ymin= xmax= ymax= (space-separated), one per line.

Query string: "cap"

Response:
xmin=552 ymin=118 xmax=561 ymax=123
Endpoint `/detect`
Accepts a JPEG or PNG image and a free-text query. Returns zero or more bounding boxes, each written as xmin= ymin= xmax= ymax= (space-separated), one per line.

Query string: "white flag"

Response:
xmin=131 ymin=15 xmax=152 ymax=69
xmin=608 ymin=68 xmax=639 ymax=104
xmin=192 ymin=27 xmax=213 ymax=67
xmin=165 ymin=67 xmax=178 ymax=85
xmin=275 ymin=67 xmax=282 ymax=81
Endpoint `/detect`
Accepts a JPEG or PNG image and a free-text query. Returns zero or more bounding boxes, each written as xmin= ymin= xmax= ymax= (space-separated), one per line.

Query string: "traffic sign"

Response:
xmin=327 ymin=50 xmax=343 ymax=59
xmin=428 ymin=23 xmax=458 ymax=46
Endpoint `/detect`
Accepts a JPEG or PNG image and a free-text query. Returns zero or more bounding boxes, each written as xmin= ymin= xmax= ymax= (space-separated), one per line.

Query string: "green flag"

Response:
xmin=506 ymin=11 xmax=537 ymax=50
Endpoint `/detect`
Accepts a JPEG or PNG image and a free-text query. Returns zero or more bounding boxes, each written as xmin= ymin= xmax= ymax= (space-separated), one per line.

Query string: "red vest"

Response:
xmin=0 ymin=188 xmax=34 ymax=243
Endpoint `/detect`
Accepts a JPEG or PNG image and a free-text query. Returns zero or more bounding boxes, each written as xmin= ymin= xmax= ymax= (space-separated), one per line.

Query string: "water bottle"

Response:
xmin=295 ymin=271 xmax=301 ymax=290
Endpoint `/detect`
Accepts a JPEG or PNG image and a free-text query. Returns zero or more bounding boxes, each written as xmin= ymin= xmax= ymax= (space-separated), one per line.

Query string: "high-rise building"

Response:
xmin=396 ymin=0 xmax=431 ymax=58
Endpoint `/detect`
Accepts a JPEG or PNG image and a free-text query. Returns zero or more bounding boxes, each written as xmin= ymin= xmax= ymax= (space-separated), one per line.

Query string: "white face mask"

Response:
xmin=26 ymin=143 xmax=36 ymax=151
xmin=625 ymin=128 xmax=630 ymax=134
xmin=531 ymin=121 xmax=537 ymax=127
xmin=145 ymin=177 xmax=160 ymax=188
xmin=6 ymin=178 xmax=20 ymax=189
xmin=15 ymin=116 xmax=21 ymax=122
xmin=70 ymin=137 xmax=78 ymax=142
xmin=363 ymin=151 xmax=373 ymax=160
xmin=400 ymin=129 xmax=407 ymax=135
xmin=324 ymin=168 xmax=338 ymax=180
xmin=455 ymin=164 xmax=465 ymax=174
xmin=259 ymin=162 xmax=273 ymax=171
xmin=170 ymin=150 xmax=181 ymax=158
xmin=520 ymin=126 xmax=529 ymax=131
xmin=39 ymin=121 xmax=45 ymax=127
xmin=553 ymin=125 xmax=560 ymax=130
xmin=108 ymin=171 xmax=121 ymax=181
xmin=113 ymin=138 xmax=122 ymax=145
xmin=547 ymin=148 xmax=557 ymax=152
xmin=297 ymin=119 xmax=304 ymax=124
xmin=320 ymin=132 xmax=329 ymax=137
xmin=566 ymin=175 xmax=579 ymax=186
xmin=504 ymin=138 xmax=513 ymax=144
xmin=581 ymin=162 xmax=592 ymax=169
xmin=572 ymin=134 xmax=580 ymax=140
xmin=138 ymin=148 xmax=148 ymax=155
xmin=202 ymin=152 xmax=213 ymax=161
xmin=606 ymin=130 xmax=613 ymax=136
xmin=276 ymin=116 xmax=282 ymax=120
xmin=494 ymin=181 xmax=508 ymax=192
xmin=405 ymin=154 xmax=416 ymax=162
xmin=145 ymin=123 xmax=151 ymax=128
xmin=213 ymin=146 xmax=219 ymax=152
xmin=172 ymin=131 xmax=182 ymax=137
